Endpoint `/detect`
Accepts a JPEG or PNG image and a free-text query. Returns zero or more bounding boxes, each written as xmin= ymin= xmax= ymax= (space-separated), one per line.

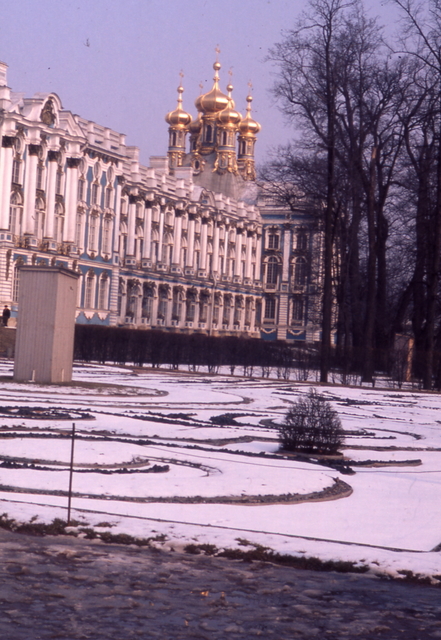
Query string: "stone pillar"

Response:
xmin=234 ymin=229 xmax=243 ymax=277
xmin=143 ymin=201 xmax=153 ymax=259
xmin=44 ymin=151 xmax=59 ymax=239
xmin=127 ymin=195 xmax=137 ymax=256
xmin=172 ymin=210 xmax=183 ymax=264
xmin=64 ymin=157 xmax=81 ymax=243
xmin=255 ymin=230 xmax=262 ymax=280
xmin=158 ymin=208 xmax=165 ymax=262
xmin=200 ymin=218 xmax=208 ymax=272
xmin=0 ymin=136 xmax=15 ymax=230
xmin=113 ymin=176 xmax=123 ymax=252
xmin=186 ymin=215 xmax=196 ymax=267
xmin=212 ymin=223 xmax=220 ymax=274
xmin=23 ymin=144 xmax=40 ymax=235
xmin=282 ymin=226 xmax=291 ymax=281
xmin=245 ymin=230 xmax=253 ymax=279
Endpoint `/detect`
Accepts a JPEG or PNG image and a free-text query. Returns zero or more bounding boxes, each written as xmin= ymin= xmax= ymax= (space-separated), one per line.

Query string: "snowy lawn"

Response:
xmin=1 ymin=360 xmax=441 ymax=581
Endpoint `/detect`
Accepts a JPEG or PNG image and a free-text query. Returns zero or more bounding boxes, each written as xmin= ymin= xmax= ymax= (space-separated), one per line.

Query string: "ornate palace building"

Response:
xmin=0 ymin=59 xmax=320 ymax=342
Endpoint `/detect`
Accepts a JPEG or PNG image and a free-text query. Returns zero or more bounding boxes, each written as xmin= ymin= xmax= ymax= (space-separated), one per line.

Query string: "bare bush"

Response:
xmin=279 ymin=389 xmax=344 ymax=455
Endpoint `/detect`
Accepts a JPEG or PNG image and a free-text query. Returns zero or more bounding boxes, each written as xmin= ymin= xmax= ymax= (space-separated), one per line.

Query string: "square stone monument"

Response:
xmin=14 ymin=266 xmax=79 ymax=383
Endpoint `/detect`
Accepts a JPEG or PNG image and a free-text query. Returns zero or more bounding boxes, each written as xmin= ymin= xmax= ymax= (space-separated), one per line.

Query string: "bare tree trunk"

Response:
xmin=362 ymin=147 xmax=377 ymax=383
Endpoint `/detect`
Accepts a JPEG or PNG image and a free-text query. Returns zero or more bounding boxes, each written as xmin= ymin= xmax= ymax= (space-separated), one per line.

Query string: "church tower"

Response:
xmin=165 ymin=56 xmax=260 ymax=197
xmin=237 ymin=92 xmax=261 ymax=181
xmin=165 ymin=78 xmax=192 ymax=169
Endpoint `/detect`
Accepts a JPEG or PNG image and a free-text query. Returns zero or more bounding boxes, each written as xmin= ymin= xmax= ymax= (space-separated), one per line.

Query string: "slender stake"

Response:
xmin=67 ymin=422 xmax=76 ymax=525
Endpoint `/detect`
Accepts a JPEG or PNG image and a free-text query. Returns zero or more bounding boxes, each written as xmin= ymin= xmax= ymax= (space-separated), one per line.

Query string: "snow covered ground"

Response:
xmin=1 ymin=359 xmax=441 ymax=581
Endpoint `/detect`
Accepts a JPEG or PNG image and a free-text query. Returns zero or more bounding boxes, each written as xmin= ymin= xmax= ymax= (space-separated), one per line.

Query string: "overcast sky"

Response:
xmin=1 ymin=0 xmax=400 ymax=167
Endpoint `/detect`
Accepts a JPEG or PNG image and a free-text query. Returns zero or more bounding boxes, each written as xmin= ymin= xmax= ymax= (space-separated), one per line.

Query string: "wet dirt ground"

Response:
xmin=1 ymin=528 xmax=441 ymax=640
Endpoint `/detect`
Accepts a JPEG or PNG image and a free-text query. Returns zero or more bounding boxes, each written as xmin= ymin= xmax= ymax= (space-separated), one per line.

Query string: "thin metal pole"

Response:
xmin=67 ymin=422 xmax=75 ymax=525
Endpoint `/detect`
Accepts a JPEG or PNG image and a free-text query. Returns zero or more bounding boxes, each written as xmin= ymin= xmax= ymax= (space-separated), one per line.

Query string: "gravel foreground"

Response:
xmin=1 ymin=529 xmax=441 ymax=640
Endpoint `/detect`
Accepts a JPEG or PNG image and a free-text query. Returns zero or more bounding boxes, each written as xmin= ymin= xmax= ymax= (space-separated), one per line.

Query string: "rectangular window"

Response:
xmin=264 ymin=298 xmax=276 ymax=320
xmin=88 ymin=216 xmax=97 ymax=252
xmin=77 ymin=180 xmax=85 ymax=202
xmin=91 ymin=183 xmax=99 ymax=205
xmin=268 ymin=234 xmax=279 ymax=250
xmin=12 ymin=160 xmax=21 ymax=184
xmin=75 ymin=214 xmax=83 ymax=249
xmin=55 ymin=171 xmax=63 ymax=195
xmin=105 ymin=188 xmax=112 ymax=209
xmin=102 ymin=218 xmax=111 ymax=254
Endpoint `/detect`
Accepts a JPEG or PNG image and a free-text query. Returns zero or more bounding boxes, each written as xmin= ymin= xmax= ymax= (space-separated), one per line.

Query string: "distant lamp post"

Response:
xmin=209 ymin=272 xmax=218 ymax=336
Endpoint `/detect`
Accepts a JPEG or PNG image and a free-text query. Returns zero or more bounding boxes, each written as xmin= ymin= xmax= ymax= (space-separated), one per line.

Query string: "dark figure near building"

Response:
xmin=2 ymin=306 xmax=10 ymax=327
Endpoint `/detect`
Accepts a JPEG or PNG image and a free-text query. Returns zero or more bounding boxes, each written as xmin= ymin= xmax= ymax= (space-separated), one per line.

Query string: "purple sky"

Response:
xmin=1 ymin=0 xmax=400 ymax=167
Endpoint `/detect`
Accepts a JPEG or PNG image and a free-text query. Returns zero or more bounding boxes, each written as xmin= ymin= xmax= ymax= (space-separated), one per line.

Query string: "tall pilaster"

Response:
xmin=65 ymin=157 xmax=81 ymax=243
xmin=0 ymin=136 xmax=15 ymax=230
xmin=23 ymin=144 xmax=39 ymax=235
xmin=44 ymin=151 xmax=59 ymax=239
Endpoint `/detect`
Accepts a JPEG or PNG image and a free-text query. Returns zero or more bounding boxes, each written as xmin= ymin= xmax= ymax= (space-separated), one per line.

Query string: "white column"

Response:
xmin=64 ymin=158 xmax=80 ymax=243
xmin=212 ymin=223 xmax=220 ymax=274
xmin=255 ymin=231 xmax=262 ymax=281
xmin=200 ymin=219 xmax=208 ymax=271
xmin=143 ymin=203 xmax=153 ymax=259
xmin=0 ymin=138 xmax=14 ymax=230
xmin=44 ymin=155 xmax=58 ymax=238
xmin=127 ymin=196 xmax=137 ymax=256
xmin=158 ymin=208 xmax=165 ymax=262
xmin=186 ymin=216 xmax=196 ymax=267
xmin=172 ymin=211 xmax=183 ymax=264
xmin=282 ymin=226 xmax=291 ymax=281
xmin=22 ymin=146 xmax=39 ymax=235
xmin=223 ymin=226 xmax=230 ymax=276
xmin=245 ymin=231 xmax=253 ymax=279
xmin=234 ymin=230 xmax=243 ymax=277
xmin=113 ymin=177 xmax=123 ymax=253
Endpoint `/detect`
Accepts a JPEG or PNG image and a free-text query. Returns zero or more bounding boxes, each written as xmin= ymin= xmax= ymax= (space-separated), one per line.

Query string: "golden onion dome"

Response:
xmin=189 ymin=111 xmax=203 ymax=134
xmin=218 ymin=83 xmax=242 ymax=126
xmin=165 ymin=84 xmax=192 ymax=129
xmin=195 ymin=61 xmax=230 ymax=114
xmin=239 ymin=94 xmax=261 ymax=136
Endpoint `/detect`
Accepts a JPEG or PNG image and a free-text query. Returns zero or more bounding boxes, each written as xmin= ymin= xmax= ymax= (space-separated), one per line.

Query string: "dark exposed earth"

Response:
xmin=1 ymin=528 xmax=441 ymax=639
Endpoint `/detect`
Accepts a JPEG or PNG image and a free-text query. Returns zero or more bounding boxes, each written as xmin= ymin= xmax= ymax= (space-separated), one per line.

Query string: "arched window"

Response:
xmin=9 ymin=192 xmax=23 ymax=236
xmin=98 ymin=274 xmax=109 ymax=310
xmin=296 ymin=230 xmax=308 ymax=251
xmin=158 ymin=286 xmax=169 ymax=319
xmin=142 ymin=283 xmax=154 ymax=319
xmin=172 ymin=288 xmax=183 ymax=321
xmin=12 ymin=261 xmax=23 ymax=303
xmin=53 ymin=203 xmax=64 ymax=243
xmin=266 ymin=257 xmax=278 ymax=285
xmin=222 ymin=295 xmax=232 ymax=325
xmin=34 ymin=198 xmax=45 ymax=239
xmin=85 ymin=271 xmax=96 ymax=309
xmin=199 ymin=291 xmax=209 ymax=323
xmin=294 ymin=258 xmax=307 ymax=287
xmin=206 ymin=124 xmax=213 ymax=143
xmin=292 ymin=295 xmax=304 ymax=325
xmin=185 ymin=289 xmax=197 ymax=322
xmin=126 ymin=280 xmax=140 ymax=318
xmin=102 ymin=217 xmax=112 ymax=255
xmin=88 ymin=214 xmax=99 ymax=252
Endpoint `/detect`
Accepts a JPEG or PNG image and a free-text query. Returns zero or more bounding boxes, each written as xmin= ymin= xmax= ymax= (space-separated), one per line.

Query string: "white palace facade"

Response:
xmin=0 ymin=60 xmax=321 ymax=342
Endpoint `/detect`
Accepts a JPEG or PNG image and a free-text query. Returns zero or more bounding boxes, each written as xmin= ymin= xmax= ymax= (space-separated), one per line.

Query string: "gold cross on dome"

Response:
xmin=215 ymin=45 xmax=221 ymax=60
